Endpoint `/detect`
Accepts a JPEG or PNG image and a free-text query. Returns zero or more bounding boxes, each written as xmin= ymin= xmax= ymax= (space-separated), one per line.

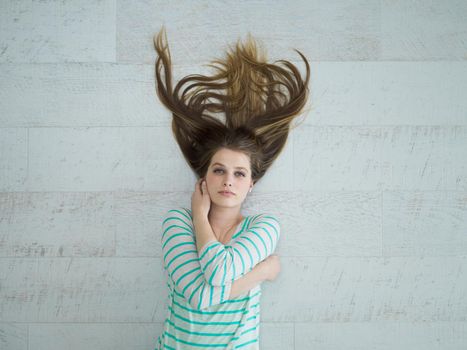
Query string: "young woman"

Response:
xmin=153 ymin=26 xmax=310 ymax=349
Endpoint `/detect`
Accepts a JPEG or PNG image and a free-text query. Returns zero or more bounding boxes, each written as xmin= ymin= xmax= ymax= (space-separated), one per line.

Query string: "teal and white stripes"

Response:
xmin=198 ymin=214 xmax=280 ymax=285
xmin=161 ymin=208 xmax=231 ymax=310
xmin=156 ymin=207 xmax=280 ymax=350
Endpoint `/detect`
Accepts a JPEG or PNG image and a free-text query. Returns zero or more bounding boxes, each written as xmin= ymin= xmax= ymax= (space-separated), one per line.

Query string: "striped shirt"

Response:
xmin=155 ymin=207 xmax=280 ymax=350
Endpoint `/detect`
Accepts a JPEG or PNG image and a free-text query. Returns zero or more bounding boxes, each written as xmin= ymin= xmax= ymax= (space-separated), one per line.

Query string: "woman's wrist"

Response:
xmin=192 ymin=213 xmax=216 ymax=253
xmin=192 ymin=211 xmax=205 ymax=226
xmin=192 ymin=208 xmax=203 ymax=221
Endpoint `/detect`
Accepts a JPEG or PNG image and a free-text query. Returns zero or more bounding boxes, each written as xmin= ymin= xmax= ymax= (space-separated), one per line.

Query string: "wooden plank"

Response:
xmin=29 ymin=323 xmax=164 ymax=350
xmin=0 ymin=192 xmax=116 ymax=257
xmin=295 ymin=321 xmax=467 ymax=350
xmin=381 ymin=1 xmax=467 ymax=60
xmin=383 ymin=191 xmax=467 ymax=256
xmin=0 ymin=257 xmax=166 ymax=322
xmin=0 ymin=64 xmax=168 ymax=128
xmin=0 ymin=0 xmax=115 ymax=63
xmin=0 ymin=323 xmax=28 ymax=350
xmin=0 ymin=128 xmax=28 ymax=192
xmin=260 ymin=256 xmax=467 ymax=322
xmin=117 ymin=1 xmax=380 ymax=63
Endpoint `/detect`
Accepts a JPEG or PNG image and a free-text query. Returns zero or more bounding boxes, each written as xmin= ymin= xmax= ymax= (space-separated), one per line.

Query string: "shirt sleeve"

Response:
xmin=198 ymin=213 xmax=280 ymax=286
xmin=161 ymin=208 xmax=232 ymax=310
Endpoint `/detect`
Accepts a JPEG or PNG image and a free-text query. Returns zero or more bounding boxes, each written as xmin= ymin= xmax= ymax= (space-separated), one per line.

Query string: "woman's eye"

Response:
xmin=213 ymin=169 xmax=245 ymax=177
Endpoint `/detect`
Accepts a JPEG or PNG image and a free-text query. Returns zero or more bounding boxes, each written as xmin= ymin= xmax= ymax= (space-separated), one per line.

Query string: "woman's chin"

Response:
xmin=211 ymin=199 xmax=238 ymax=208
xmin=212 ymin=196 xmax=247 ymax=208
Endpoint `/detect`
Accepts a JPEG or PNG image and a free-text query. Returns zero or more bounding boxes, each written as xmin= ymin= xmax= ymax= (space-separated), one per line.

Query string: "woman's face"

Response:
xmin=204 ymin=148 xmax=254 ymax=208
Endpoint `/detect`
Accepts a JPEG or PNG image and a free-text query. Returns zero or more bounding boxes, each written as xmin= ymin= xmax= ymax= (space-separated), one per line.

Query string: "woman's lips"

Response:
xmin=218 ymin=191 xmax=235 ymax=196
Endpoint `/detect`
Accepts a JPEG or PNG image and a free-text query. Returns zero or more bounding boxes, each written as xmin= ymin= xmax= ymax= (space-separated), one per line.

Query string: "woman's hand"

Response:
xmin=191 ymin=177 xmax=211 ymax=219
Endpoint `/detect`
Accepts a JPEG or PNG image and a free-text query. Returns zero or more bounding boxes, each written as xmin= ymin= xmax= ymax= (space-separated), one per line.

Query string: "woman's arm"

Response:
xmin=192 ymin=178 xmax=219 ymax=252
xmin=193 ymin=214 xmax=218 ymax=253
xmin=228 ymin=260 xmax=267 ymax=299
xmin=228 ymin=254 xmax=281 ymax=299
xmin=199 ymin=214 xmax=280 ymax=286
xmin=191 ymin=179 xmax=280 ymax=287
xmin=161 ymin=208 xmax=232 ymax=310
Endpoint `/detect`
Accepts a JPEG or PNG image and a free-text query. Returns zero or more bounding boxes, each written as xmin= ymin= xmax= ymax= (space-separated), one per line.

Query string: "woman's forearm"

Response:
xmin=193 ymin=214 xmax=218 ymax=253
xmin=228 ymin=263 xmax=267 ymax=299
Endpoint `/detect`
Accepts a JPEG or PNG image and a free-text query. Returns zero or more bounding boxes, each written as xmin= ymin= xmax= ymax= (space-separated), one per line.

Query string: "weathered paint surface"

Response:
xmin=1 ymin=0 xmax=467 ymax=349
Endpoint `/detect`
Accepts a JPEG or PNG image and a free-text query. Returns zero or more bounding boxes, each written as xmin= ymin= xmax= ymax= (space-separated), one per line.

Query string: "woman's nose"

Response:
xmin=223 ymin=174 xmax=233 ymax=185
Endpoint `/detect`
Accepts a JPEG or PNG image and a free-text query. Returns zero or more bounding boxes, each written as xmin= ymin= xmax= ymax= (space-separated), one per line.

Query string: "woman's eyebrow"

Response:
xmin=211 ymin=162 xmax=248 ymax=171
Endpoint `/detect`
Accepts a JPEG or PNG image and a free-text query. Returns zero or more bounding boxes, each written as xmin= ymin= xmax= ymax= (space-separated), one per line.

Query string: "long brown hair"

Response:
xmin=153 ymin=25 xmax=310 ymax=184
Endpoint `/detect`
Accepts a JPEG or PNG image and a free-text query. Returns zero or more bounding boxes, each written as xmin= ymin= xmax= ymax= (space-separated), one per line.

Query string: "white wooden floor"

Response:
xmin=1 ymin=1 xmax=466 ymax=349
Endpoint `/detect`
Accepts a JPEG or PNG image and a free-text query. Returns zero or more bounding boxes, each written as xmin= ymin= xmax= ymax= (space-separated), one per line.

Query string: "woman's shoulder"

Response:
xmin=161 ymin=208 xmax=195 ymax=243
xmin=245 ymin=213 xmax=280 ymax=234
xmin=250 ymin=212 xmax=280 ymax=224
xmin=163 ymin=207 xmax=193 ymax=225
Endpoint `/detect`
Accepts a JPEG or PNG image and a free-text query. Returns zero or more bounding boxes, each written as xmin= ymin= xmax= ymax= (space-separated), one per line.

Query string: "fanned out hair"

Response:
xmin=153 ymin=25 xmax=310 ymax=184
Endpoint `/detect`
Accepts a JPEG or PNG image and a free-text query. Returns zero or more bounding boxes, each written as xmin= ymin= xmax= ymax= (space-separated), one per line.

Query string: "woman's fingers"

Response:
xmin=201 ymin=180 xmax=207 ymax=195
xmin=195 ymin=178 xmax=204 ymax=195
xmin=195 ymin=178 xmax=202 ymax=192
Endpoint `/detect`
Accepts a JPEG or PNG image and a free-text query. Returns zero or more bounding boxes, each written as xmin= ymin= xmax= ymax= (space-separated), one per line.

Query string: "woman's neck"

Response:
xmin=207 ymin=204 xmax=243 ymax=237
